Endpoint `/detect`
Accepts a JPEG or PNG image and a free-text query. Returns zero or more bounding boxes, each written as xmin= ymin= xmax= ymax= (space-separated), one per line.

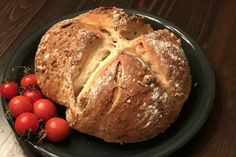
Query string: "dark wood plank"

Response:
xmin=0 ymin=0 xmax=47 ymax=57
xmin=0 ymin=0 xmax=221 ymax=67
xmin=194 ymin=0 xmax=236 ymax=156
xmin=1 ymin=0 xmax=236 ymax=156
xmin=172 ymin=0 xmax=236 ymax=156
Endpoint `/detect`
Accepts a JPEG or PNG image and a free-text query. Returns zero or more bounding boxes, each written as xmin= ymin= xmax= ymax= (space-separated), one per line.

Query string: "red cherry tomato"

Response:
xmin=15 ymin=112 xmax=39 ymax=135
xmin=22 ymin=89 xmax=43 ymax=104
xmin=8 ymin=96 xmax=32 ymax=117
xmin=33 ymin=99 xmax=56 ymax=121
xmin=0 ymin=81 xmax=18 ymax=99
xmin=21 ymin=74 xmax=37 ymax=87
xmin=45 ymin=117 xmax=70 ymax=142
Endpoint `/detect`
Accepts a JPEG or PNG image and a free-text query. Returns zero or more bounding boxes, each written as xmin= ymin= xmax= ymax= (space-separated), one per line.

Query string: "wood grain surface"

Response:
xmin=0 ymin=0 xmax=235 ymax=157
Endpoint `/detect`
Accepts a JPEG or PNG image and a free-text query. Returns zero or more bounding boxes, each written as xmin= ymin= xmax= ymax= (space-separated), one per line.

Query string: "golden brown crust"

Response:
xmin=35 ymin=7 xmax=191 ymax=143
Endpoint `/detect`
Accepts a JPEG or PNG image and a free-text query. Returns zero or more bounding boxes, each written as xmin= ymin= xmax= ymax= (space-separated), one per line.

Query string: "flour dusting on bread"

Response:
xmin=35 ymin=7 xmax=191 ymax=143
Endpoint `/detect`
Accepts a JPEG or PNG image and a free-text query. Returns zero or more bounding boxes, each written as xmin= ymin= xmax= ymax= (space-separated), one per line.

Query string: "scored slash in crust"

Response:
xmin=34 ymin=7 xmax=191 ymax=143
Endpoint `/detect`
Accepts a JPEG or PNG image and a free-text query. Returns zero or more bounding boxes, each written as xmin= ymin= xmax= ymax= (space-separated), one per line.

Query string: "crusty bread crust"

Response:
xmin=35 ymin=7 xmax=191 ymax=143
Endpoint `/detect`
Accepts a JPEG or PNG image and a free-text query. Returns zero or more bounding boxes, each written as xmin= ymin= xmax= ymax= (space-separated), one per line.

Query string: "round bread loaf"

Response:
xmin=35 ymin=7 xmax=191 ymax=143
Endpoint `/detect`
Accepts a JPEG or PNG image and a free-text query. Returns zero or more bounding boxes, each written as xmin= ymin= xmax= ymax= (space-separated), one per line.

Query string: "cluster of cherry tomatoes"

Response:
xmin=0 ymin=72 xmax=70 ymax=142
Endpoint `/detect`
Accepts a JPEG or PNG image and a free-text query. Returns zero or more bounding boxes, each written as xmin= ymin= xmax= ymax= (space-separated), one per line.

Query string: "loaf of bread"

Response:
xmin=35 ymin=7 xmax=191 ymax=143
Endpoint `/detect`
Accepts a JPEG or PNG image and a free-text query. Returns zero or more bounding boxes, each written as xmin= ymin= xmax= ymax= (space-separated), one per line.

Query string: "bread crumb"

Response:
xmin=53 ymin=48 xmax=59 ymax=52
xmin=37 ymin=65 xmax=46 ymax=70
xmin=44 ymin=53 xmax=50 ymax=60
xmin=142 ymin=102 xmax=147 ymax=107
xmin=144 ymin=121 xmax=151 ymax=128
xmin=160 ymin=92 xmax=168 ymax=102
xmin=150 ymin=83 xmax=155 ymax=88
xmin=175 ymin=83 xmax=180 ymax=88
xmin=44 ymin=34 xmax=50 ymax=42
xmin=151 ymin=87 xmax=160 ymax=100
xmin=174 ymin=93 xmax=183 ymax=96
xmin=143 ymin=74 xmax=154 ymax=84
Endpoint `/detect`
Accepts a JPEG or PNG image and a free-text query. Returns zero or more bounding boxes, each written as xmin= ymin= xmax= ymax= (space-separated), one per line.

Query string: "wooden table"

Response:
xmin=0 ymin=0 xmax=235 ymax=156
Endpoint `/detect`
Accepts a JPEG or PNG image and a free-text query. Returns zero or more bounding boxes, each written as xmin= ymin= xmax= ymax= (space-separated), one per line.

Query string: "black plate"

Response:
xmin=1 ymin=9 xmax=215 ymax=157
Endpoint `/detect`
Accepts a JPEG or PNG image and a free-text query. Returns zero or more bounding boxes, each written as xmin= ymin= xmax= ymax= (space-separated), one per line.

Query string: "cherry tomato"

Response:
xmin=45 ymin=117 xmax=70 ymax=142
xmin=22 ymin=89 xmax=43 ymax=104
xmin=0 ymin=81 xmax=18 ymax=99
xmin=15 ymin=112 xmax=39 ymax=135
xmin=33 ymin=99 xmax=56 ymax=121
xmin=8 ymin=95 xmax=32 ymax=117
xmin=21 ymin=74 xmax=37 ymax=87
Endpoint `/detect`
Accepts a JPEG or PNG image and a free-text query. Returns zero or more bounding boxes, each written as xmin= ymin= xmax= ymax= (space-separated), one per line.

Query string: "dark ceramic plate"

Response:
xmin=1 ymin=9 xmax=215 ymax=157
